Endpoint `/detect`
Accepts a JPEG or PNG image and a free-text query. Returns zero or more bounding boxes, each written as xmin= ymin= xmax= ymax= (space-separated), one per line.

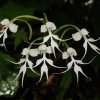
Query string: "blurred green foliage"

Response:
xmin=12 ymin=29 xmax=28 ymax=50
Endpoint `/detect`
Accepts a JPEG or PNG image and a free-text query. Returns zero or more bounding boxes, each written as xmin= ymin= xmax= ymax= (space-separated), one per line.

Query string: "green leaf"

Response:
xmin=16 ymin=19 xmax=33 ymax=40
xmin=0 ymin=52 xmax=19 ymax=96
xmin=12 ymin=29 xmax=28 ymax=50
xmin=0 ymin=1 xmax=34 ymax=19
xmin=56 ymin=71 xmax=72 ymax=100
xmin=0 ymin=52 xmax=14 ymax=61
xmin=26 ymin=69 xmax=39 ymax=78
xmin=0 ymin=52 xmax=15 ymax=75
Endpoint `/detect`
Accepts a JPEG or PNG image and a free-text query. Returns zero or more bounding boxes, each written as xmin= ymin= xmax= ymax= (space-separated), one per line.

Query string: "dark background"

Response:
xmin=0 ymin=0 xmax=100 ymax=100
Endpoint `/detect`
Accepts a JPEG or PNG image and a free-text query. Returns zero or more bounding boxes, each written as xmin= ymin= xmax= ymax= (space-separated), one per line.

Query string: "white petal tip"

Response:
xmin=1 ymin=19 xmax=10 ymax=25
xmin=9 ymin=23 xmax=18 ymax=33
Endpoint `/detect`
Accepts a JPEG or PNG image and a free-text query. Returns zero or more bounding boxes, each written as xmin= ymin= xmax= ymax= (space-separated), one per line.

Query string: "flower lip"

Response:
xmin=67 ymin=47 xmax=77 ymax=57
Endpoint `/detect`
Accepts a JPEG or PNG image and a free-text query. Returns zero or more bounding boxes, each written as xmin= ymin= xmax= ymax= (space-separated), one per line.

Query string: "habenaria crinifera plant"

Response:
xmin=0 ymin=14 xmax=100 ymax=87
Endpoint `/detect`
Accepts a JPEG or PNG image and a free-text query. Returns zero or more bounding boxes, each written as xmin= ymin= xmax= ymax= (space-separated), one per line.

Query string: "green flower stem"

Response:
xmin=28 ymin=37 xmax=43 ymax=49
xmin=43 ymin=13 xmax=48 ymax=23
xmin=10 ymin=15 xmax=44 ymax=40
xmin=58 ymin=27 xmax=75 ymax=46
xmin=11 ymin=15 xmax=44 ymax=23
xmin=54 ymin=24 xmax=80 ymax=34
xmin=15 ymin=19 xmax=33 ymax=40
xmin=63 ymin=42 xmax=68 ymax=49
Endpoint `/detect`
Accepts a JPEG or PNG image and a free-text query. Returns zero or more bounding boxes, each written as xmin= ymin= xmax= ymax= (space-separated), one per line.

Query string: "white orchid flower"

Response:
xmin=72 ymin=28 xmax=100 ymax=59
xmin=7 ymin=47 xmax=38 ymax=87
xmin=31 ymin=44 xmax=66 ymax=83
xmin=29 ymin=44 xmax=52 ymax=56
xmin=40 ymin=21 xmax=71 ymax=57
xmin=41 ymin=21 xmax=56 ymax=32
xmin=0 ymin=19 xmax=18 ymax=48
xmin=61 ymin=47 xmax=95 ymax=83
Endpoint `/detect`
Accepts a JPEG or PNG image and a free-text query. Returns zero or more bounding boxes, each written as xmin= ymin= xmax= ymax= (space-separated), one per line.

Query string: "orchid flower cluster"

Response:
xmin=0 ymin=15 xmax=100 ymax=87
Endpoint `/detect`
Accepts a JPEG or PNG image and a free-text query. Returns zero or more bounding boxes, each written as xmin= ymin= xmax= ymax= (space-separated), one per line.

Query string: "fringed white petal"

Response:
xmin=42 ymin=35 xmax=50 ymax=43
xmin=45 ymin=58 xmax=53 ymax=65
xmin=52 ymin=35 xmax=60 ymax=40
xmin=88 ymin=37 xmax=100 ymax=42
xmin=27 ymin=59 xmax=33 ymax=67
xmin=9 ymin=23 xmax=18 ymax=33
xmin=33 ymin=58 xmax=43 ymax=68
xmin=67 ymin=61 xmax=73 ymax=70
xmin=89 ymin=42 xmax=100 ymax=55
